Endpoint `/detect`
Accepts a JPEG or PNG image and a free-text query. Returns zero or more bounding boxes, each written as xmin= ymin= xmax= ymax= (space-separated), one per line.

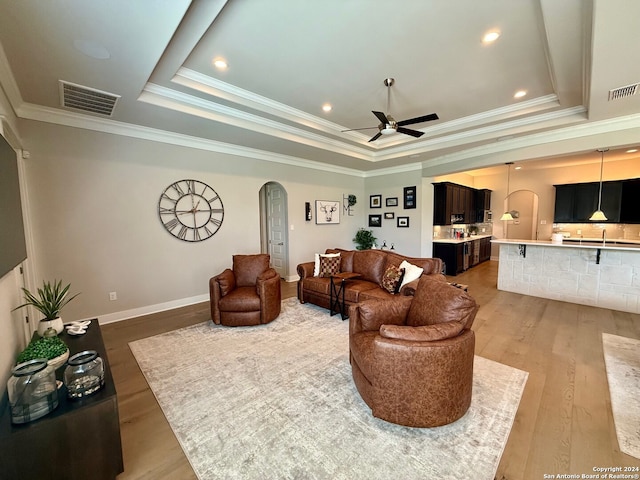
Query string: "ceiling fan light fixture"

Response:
xmin=381 ymin=125 xmax=396 ymax=135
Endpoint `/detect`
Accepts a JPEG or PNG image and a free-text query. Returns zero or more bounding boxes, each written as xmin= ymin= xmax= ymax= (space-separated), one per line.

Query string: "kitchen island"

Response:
xmin=492 ymin=239 xmax=640 ymax=314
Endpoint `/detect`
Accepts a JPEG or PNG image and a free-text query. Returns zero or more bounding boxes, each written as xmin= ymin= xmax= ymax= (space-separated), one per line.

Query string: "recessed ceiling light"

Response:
xmin=514 ymin=90 xmax=527 ymax=99
xmin=213 ymin=58 xmax=228 ymax=70
xmin=482 ymin=31 xmax=500 ymax=44
xmin=322 ymin=104 xmax=332 ymax=112
xmin=627 ymin=148 xmax=638 ymax=153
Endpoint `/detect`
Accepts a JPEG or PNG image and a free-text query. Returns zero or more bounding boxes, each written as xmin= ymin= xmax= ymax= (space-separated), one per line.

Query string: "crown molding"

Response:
xmin=140 ymin=83 xmax=374 ymax=161
xmin=16 ymin=102 xmax=366 ymax=177
xmin=420 ymin=110 xmax=640 ymax=174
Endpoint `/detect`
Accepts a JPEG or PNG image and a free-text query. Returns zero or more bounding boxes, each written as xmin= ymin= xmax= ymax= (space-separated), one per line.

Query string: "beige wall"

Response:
xmin=19 ymin=120 xmax=367 ymax=322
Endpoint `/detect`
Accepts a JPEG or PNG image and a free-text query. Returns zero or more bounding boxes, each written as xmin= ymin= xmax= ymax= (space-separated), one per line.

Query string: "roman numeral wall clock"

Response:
xmin=158 ymin=179 xmax=224 ymax=242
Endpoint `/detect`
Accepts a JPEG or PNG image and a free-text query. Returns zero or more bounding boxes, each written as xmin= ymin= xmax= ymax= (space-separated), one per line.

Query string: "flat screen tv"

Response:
xmin=0 ymin=133 xmax=27 ymax=278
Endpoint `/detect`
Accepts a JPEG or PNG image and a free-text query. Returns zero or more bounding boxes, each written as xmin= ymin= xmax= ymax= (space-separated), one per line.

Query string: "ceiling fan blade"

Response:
xmin=397 ymin=127 xmax=424 ymax=138
xmin=396 ymin=113 xmax=439 ymax=126
xmin=341 ymin=126 xmax=378 ymax=132
xmin=372 ymin=111 xmax=388 ymax=124
xmin=368 ymin=132 xmax=382 ymax=142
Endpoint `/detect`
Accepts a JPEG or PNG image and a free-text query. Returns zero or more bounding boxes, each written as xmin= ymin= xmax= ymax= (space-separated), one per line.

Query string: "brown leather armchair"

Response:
xmin=349 ymin=275 xmax=478 ymax=427
xmin=209 ymin=254 xmax=281 ymax=327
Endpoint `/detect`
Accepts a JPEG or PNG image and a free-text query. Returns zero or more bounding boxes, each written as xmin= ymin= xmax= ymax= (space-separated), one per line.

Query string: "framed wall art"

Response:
xmin=384 ymin=212 xmax=395 ymax=219
xmin=385 ymin=197 xmax=398 ymax=207
xmin=315 ymin=200 xmax=340 ymax=224
xmin=403 ymin=186 xmax=416 ymax=209
xmin=370 ymin=194 xmax=382 ymax=208
xmin=369 ymin=214 xmax=382 ymax=227
xmin=397 ymin=216 xmax=409 ymax=228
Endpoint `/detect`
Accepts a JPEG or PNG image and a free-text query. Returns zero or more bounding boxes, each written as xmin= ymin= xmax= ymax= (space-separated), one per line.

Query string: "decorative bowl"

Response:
xmin=48 ymin=349 xmax=69 ymax=370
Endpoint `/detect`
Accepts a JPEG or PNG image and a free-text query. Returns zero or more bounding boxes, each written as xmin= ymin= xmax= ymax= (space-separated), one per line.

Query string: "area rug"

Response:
xmin=129 ymin=298 xmax=528 ymax=480
xmin=602 ymin=333 xmax=640 ymax=459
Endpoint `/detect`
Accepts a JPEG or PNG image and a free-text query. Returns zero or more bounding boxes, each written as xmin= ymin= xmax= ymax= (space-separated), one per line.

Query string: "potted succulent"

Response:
xmin=13 ymin=280 xmax=80 ymax=336
xmin=353 ymin=228 xmax=377 ymax=250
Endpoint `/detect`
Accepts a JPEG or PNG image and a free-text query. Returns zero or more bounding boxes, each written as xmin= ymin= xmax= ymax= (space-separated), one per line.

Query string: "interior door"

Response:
xmin=266 ymin=183 xmax=287 ymax=278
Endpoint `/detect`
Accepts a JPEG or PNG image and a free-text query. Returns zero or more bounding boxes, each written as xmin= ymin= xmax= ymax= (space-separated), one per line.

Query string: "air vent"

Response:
xmin=608 ymin=83 xmax=639 ymax=101
xmin=59 ymin=80 xmax=120 ymax=116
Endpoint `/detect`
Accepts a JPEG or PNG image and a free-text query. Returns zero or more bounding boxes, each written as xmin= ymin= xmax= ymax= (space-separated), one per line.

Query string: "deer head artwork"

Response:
xmin=317 ymin=201 xmax=339 ymax=223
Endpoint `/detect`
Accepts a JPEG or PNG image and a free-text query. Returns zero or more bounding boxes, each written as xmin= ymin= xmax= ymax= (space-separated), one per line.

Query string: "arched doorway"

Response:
xmin=259 ymin=182 xmax=288 ymax=279
xmin=504 ymin=190 xmax=539 ymax=240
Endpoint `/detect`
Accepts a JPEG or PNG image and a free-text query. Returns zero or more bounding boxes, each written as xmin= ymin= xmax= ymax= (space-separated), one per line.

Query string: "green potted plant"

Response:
xmin=13 ymin=280 xmax=80 ymax=336
xmin=353 ymin=228 xmax=377 ymax=250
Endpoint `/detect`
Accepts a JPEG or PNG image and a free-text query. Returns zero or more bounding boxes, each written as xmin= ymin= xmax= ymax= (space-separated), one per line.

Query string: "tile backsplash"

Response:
xmin=553 ymin=223 xmax=640 ymax=240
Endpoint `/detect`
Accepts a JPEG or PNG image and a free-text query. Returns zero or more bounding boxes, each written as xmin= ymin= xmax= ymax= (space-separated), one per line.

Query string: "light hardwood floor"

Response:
xmin=101 ymin=261 xmax=640 ymax=479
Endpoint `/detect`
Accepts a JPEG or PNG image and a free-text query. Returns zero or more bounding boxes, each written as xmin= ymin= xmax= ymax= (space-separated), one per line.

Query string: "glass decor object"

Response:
xmin=7 ymin=359 xmax=59 ymax=424
xmin=64 ymin=350 xmax=104 ymax=399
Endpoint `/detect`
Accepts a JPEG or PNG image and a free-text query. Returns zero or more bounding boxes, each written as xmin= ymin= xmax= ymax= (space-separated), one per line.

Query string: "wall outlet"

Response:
xmin=577 ymin=229 xmax=582 ymax=234
xmin=540 ymin=220 xmax=547 ymax=225
xmin=481 ymin=228 xmax=486 ymax=232
xmin=109 ymin=292 xmax=117 ymax=301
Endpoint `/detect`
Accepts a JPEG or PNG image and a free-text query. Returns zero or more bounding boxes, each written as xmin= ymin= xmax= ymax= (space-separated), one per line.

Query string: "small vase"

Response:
xmin=37 ymin=317 xmax=64 ymax=336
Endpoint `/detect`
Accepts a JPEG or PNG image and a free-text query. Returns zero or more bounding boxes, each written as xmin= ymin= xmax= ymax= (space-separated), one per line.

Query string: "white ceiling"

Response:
xmin=0 ymin=0 xmax=639 ymax=176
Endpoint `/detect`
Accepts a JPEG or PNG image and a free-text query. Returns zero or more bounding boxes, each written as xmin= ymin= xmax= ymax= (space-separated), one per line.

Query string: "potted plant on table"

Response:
xmin=13 ymin=279 xmax=80 ymax=337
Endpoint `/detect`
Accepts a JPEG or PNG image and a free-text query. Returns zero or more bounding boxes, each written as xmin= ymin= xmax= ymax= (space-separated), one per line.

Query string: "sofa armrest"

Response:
xmin=209 ymin=269 xmax=236 ymax=324
xmin=379 ymin=321 xmax=465 ymax=342
xmin=399 ymin=273 xmax=446 ymax=296
xmin=297 ymin=261 xmax=315 ymax=279
xmin=257 ymin=268 xmax=281 ymax=323
xmin=349 ymin=297 xmax=412 ymax=335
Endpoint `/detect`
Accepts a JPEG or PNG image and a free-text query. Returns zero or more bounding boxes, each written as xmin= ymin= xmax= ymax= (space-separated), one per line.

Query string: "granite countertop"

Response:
xmin=433 ymin=234 xmax=493 ymax=244
xmin=491 ymin=238 xmax=640 ymax=252
xmin=562 ymin=237 xmax=640 ymax=245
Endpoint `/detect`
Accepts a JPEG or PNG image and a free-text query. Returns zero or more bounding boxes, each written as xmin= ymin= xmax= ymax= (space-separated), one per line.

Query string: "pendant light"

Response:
xmin=589 ymin=148 xmax=608 ymax=221
xmin=500 ymin=162 xmax=514 ymax=221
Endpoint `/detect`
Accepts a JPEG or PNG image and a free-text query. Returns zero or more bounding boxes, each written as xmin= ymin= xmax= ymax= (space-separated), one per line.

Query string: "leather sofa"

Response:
xmin=297 ymin=248 xmax=444 ymax=311
xmin=209 ymin=254 xmax=281 ymax=327
xmin=349 ymin=274 xmax=478 ymax=427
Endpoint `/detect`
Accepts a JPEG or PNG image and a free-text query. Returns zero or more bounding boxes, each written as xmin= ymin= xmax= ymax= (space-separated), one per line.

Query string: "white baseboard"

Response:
xmin=87 ymin=293 xmax=210 ymax=326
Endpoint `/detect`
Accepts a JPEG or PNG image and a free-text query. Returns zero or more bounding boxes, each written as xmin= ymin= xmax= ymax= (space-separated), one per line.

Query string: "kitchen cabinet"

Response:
xmin=620 ymin=179 xmax=640 ymax=223
xmin=433 ymin=242 xmax=465 ymax=275
xmin=433 ymin=236 xmax=492 ymax=276
xmin=433 ymin=182 xmax=482 ymax=225
xmin=475 ymin=189 xmax=492 ymax=222
xmin=553 ymin=181 xmax=622 ymax=223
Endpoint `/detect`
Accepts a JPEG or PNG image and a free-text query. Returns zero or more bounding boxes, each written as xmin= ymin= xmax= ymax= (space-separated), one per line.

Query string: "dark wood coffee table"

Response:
xmin=329 ymin=272 xmax=362 ymax=320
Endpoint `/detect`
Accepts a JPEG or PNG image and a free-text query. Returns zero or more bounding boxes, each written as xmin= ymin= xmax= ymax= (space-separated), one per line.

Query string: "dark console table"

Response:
xmin=0 ymin=320 xmax=123 ymax=480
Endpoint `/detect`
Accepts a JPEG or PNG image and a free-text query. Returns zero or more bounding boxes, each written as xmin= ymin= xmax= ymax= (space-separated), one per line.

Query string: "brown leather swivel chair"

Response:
xmin=349 ymin=275 xmax=478 ymax=427
xmin=209 ymin=254 xmax=281 ymax=327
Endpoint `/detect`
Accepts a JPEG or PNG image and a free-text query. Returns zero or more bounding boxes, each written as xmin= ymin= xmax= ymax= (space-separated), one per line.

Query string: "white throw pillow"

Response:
xmin=398 ymin=260 xmax=424 ymax=289
xmin=314 ymin=253 xmax=340 ymax=276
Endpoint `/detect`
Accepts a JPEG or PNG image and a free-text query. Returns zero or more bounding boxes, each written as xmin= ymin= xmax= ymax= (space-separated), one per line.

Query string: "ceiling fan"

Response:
xmin=343 ymin=78 xmax=439 ymax=142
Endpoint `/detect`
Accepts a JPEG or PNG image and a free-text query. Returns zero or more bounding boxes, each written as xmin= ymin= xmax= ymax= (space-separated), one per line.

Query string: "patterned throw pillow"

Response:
xmin=314 ymin=253 xmax=340 ymax=276
xmin=381 ymin=264 xmax=405 ymax=294
xmin=319 ymin=255 xmax=341 ymax=277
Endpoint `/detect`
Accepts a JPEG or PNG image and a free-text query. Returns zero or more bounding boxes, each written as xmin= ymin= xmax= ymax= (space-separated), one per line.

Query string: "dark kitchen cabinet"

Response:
xmin=621 ymin=179 xmax=640 ymax=223
xmin=433 ymin=242 xmax=465 ymax=276
xmin=475 ymin=189 xmax=492 ymax=222
xmin=554 ymin=181 xmax=622 ymax=223
xmin=433 ymin=182 xmax=480 ymax=225
xmin=479 ymin=237 xmax=491 ymax=262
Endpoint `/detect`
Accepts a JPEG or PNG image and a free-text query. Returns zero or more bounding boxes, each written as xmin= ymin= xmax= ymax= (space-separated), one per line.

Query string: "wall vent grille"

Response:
xmin=59 ymin=80 xmax=120 ymax=116
xmin=608 ymin=83 xmax=639 ymax=101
